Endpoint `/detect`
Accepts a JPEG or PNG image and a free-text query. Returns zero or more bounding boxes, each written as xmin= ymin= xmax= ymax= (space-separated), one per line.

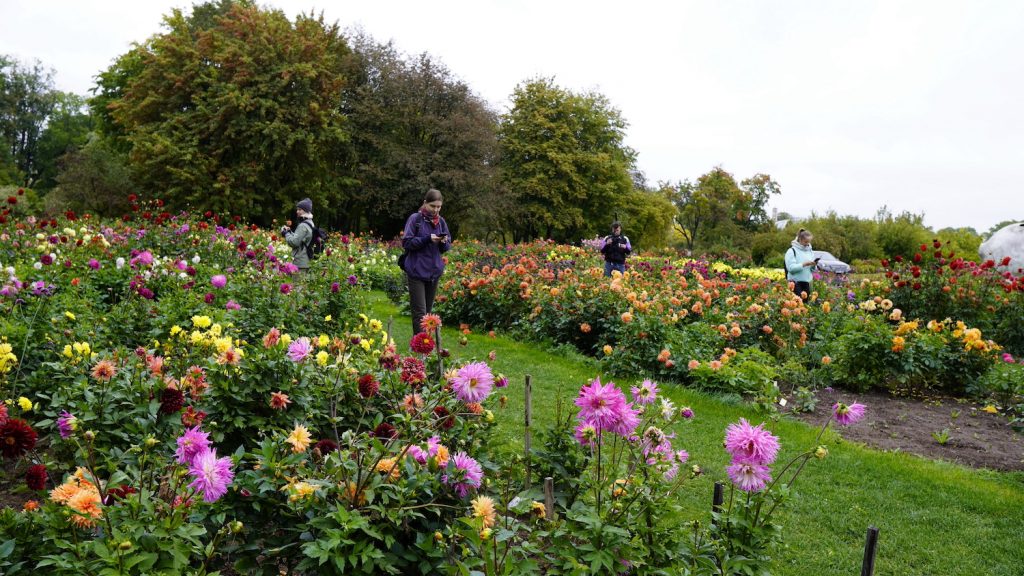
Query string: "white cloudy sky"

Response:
xmin=2 ymin=0 xmax=1022 ymax=233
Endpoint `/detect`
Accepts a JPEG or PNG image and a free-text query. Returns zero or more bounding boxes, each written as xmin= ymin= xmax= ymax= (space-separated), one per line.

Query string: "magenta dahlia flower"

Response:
xmin=832 ymin=402 xmax=867 ymax=426
xmin=574 ymin=420 xmax=599 ymax=447
xmin=57 ymin=410 xmax=77 ymax=439
xmin=574 ymin=377 xmax=632 ymax=434
xmin=210 ymin=274 xmax=227 ymax=289
xmin=444 ymin=451 xmax=483 ymax=497
xmin=727 ymin=462 xmax=772 ymax=492
xmin=630 ymin=379 xmax=659 ymax=405
xmin=175 ymin=426 xmax=211 ymax=465
xmin=724 ymin=418 xmax=780 ymax=465
xmin=452 ymin=362 xmax=494 ymax=403
xmin=188 ymin=447 xmax=234 ymax=502
xmin=287 ymin=337 xmax=312 ymax=363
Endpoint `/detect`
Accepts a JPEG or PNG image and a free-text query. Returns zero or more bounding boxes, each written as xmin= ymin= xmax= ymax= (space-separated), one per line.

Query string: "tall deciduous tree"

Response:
xmin=0 ymin=55 xmax=56 ymax=186
xmin=35 ymin=92 xmax=94 ymax=189
xmin=498 ymin=78 xmax=635 ymax=243
xmin=52 ymin=136 xmax=135 ymax=215
xmin=618 ymin=186 xmax=677 ymax=249
xmin=94 ymin=2 xmax=354 ymax=224
xmin=737 ymin=173 xmax=781 ymax=229
xmin=667 ymin=167 xmax=743 ymax=251
xmin=341 ymin=32 xmax=499 ymax=236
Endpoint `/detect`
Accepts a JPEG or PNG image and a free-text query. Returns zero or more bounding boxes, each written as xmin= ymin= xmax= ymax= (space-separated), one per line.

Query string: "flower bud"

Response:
xmin=434 ymin=530 xmax=444 ymax=542
xmin=231 ymin=521 xmax=244 ymax=533
xmin=479 ymin=528 xmax=492 ymax=540
xmin=144 ymin=437 xmax=158 ymax=448
xmin=814 ymin=445 xmax=828 ymax=460
xmin=84 ymin=430 xmax=96 ymax=441
xmin=118 ymin=540 xmax=133 ymax=551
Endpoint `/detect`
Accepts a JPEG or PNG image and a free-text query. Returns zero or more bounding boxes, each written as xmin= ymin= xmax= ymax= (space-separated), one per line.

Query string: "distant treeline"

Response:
xmin=0 ymin=1 xmax=1012 ymax=258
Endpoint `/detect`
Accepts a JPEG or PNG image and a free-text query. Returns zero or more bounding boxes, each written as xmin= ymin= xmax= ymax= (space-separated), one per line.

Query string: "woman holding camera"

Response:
xmin=784 ymin=228 xmax=817 ymax=300
xmin=403 ymin=188 xmax=451 ymax=334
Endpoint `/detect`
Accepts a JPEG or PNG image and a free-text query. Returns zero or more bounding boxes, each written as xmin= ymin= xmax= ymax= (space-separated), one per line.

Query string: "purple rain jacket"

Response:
xmin=402 ymin=211 xmax=451 ymax=281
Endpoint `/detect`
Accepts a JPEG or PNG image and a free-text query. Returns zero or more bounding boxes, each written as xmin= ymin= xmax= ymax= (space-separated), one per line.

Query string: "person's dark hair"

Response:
xmin=423 ymin=188 xmax=443 ymax=205
xmin=611 ymin=220 xmax=622 ymax=229
xmin=796 ymin=228 xmax=813 ymax=242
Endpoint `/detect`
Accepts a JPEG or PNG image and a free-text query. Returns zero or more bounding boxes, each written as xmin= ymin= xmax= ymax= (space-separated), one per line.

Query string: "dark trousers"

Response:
xmin=604 ymin=261 xmax=626 ymax=277
xmin=408 ymin=276 xmax=439 ymax=334
xmin=792 ymin=281 xmax=811 ymax=300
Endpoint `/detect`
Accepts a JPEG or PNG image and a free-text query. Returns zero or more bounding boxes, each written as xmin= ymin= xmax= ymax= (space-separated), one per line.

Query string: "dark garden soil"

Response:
xmin=785 ymin=387 xmax=1024 ymax=471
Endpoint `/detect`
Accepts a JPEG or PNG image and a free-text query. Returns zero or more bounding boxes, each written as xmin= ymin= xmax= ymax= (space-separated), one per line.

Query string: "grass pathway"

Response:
xmin=366 ymin=291 xmax=1024 ymax=576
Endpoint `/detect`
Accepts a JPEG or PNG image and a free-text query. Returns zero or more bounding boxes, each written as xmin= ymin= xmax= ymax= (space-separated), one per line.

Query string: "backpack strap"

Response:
xmin=298 ymin=220 xmax=315 ymax=251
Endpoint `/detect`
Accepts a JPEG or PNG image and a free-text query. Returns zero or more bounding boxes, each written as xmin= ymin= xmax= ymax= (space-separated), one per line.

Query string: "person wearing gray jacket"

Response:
xmin=281 ymin=198 xmax=314 ymax=271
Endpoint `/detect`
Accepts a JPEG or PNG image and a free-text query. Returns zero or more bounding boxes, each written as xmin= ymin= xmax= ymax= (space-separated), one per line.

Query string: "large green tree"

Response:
xmin=498 ymin=78 xmax=635 ymax=243
xmin=341 ymin=32 xmax=499 ymax=236
xmin=35 ymin=92 xmax=94 ymax=189
xmin=737 ymin=173 xmax=781 ymax=229
xmin=51 ymin=136 xmax=135 ymax=215
xmin=618 ymin=186 xmax=677 ymax=249
xmin=668 ymin=167 xmax=743 ymax=252
xmin=0 ymin=55 xmax=56 ymax=186
xmin=94 ymin=1 xmax=354 ymax=224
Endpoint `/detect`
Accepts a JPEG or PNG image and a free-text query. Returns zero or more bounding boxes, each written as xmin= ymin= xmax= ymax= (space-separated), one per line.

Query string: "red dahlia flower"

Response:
xmin=159 ymin=388 xmax=186 ymax=414
xmin=1 ymin=418 xmax=38 ymax=458
xmin=25 ymin=464 xmax=47 ymax=490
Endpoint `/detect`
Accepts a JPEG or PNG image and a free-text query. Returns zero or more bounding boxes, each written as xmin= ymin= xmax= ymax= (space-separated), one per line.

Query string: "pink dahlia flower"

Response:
xmin=188 ymin=448 xmax=235 ymax=502
xmin=630 ymin=379 xmax=659 ymax=405
xmin=175 ymin=426 xmax=211 ymax=465
xmin=832 ymin=402 xmax=867 ymax=426
xmin=727 ymin=462 xmax=772 ymax=492
xmin=724 ymin=418 xmax=780 ymax=465
xmin=452 ymin=362 xmax=494 ymax=403
xmin=444 ymin=451 xmax=483 ymax=497
xmin=287 ymin=337 xmax=312 ymax=363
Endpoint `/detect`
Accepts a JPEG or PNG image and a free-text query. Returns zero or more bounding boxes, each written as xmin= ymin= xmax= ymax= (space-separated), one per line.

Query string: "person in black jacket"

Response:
xmin=600 ymin=221 xmax=631 ymax=276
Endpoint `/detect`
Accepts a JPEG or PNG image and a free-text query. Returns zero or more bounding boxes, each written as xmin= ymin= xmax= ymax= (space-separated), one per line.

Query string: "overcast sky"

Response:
xmin=2 ymin=0 xmax=1022 ymax=233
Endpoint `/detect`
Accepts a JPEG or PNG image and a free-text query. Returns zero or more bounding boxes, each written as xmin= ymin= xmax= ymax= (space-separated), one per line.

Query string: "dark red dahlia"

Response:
xmin=372 ymin=422 xmax=397 ymax=440
xmin=107 ymin=484 xmax=138 ymax=502
xmin=313 ymin=438 xmax=339 ymax=455
xmin=1 ymin=418 xmax=38 ymax=458
xmin=357 ymin=374 xmax=380 ymax=398
xmin=434 ymin=406 xmax=455 ymax=430
xmin=400 ymin=357 xmax=426 ymax=387
xmin=25 ymin=464 xmax=47 ymax=490
xmin=159 ymin=388 xmax=185 ymax=414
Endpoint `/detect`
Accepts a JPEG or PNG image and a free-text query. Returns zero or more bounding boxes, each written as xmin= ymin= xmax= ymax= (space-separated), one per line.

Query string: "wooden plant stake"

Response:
xmin=544 ymin=476 xmax=555 ymax=521
xmin=861 ymin=526 xmax=880 ymax=576
xmin=711 ymin=481 xmax=725 ymax=526
xmin=524 ymin=375 xmax=533 ymax=489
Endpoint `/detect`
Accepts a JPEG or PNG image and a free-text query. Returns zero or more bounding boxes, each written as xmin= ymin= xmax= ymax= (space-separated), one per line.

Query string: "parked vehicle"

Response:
xmin=814 ymin=251 xmax=851 ymax=274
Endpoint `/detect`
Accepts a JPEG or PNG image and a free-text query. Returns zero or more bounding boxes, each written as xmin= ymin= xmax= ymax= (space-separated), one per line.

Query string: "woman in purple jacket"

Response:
xmin=402 ymin=189 xmax=451 ymax=334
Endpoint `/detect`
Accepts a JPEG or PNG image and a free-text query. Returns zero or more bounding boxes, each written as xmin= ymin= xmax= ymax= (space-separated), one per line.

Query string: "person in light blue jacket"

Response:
xmin=784 ymin=228 xmax=817 ymax=300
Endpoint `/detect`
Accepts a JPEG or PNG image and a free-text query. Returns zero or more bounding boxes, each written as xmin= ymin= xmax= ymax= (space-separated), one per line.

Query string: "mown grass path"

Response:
xmin=367 ymin=291 xmax=1024 ymax=576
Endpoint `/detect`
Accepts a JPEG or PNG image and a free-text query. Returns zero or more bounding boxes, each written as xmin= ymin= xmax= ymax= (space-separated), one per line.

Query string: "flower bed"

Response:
xmin=426 ymin=240 xmax=1022 ymax=413
xmin=3 ymin=202 xmax=1022 ymax=573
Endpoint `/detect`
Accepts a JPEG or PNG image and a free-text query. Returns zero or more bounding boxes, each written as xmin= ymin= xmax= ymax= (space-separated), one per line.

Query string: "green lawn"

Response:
xmin=367 ymin=291 xmax=1024 ymax=576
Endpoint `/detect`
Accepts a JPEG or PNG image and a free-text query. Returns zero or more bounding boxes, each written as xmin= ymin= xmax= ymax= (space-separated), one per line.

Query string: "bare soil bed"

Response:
xmin=787 ymin=387 xmax=1024 ymax=471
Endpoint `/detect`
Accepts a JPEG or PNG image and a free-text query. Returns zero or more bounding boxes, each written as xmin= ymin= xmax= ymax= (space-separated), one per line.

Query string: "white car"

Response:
xmin=813 ymin=251 xmax=851 ymax=274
